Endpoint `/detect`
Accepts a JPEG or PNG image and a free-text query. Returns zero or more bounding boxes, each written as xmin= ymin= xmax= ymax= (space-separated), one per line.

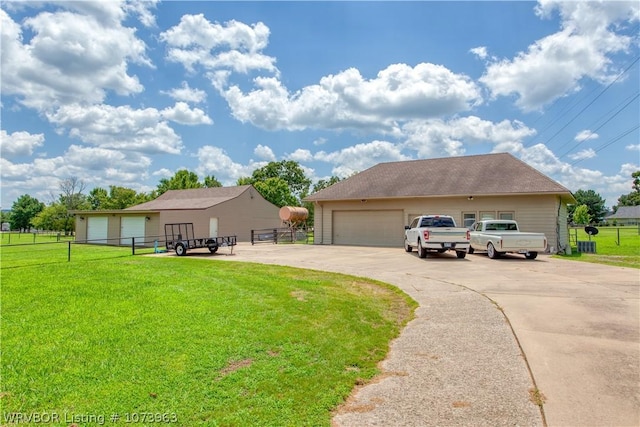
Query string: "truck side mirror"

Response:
xmin=404 ymin=225 xmax=410 ymax=230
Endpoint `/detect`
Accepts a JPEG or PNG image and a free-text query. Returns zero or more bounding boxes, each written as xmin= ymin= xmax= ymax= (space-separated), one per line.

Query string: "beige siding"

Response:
xmin=314 ymin=195 xmax=565 ymax=250
xmin=158 ymin=189 xmax=280 ymax=242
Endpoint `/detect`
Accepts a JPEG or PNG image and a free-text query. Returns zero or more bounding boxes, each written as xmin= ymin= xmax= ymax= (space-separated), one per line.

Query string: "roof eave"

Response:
xmin=306 ymin=191 xmax=576 ymax=203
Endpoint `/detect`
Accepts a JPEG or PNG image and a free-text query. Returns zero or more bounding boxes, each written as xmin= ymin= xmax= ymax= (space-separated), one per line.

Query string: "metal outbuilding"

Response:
xmin=74 ymin=185 xmax=281 ymax=246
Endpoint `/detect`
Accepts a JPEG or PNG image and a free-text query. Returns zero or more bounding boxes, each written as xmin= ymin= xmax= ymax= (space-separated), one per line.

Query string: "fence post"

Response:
xmin=274 ymin=229 xmax=278 ymax=244
xmin=251 ymin=229 xmax=255 ymax=245
xmin=68 ymin=241 xmax=71 ymax=262
xmin=132 ymin=237 xmax=135 ymax=255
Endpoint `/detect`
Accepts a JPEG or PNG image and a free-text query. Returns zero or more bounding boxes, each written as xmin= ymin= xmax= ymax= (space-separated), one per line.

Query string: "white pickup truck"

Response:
xmin=468 ymin=220 xmax=547 ymax=260
xmin=404 ymin=215 xmax=470 ymax=259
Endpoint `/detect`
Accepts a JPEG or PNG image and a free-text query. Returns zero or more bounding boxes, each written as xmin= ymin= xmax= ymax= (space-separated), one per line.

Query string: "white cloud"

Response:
xmin=46 ymin=104 xmax=183 ymax=155
xmin=160 ymin=14 xmax=278 ymax=74
xmin=222 ymin=63 xmax=482 ymax=132
xmin=196 ymin=145 xmax=265 ymax=184
xmin=254 ymin=144 xmax=276 ymax=161
xmin=1 ymin=7 xmax=151 ymax=111
xmin=512 ymin=143 xmax=638 ymax=207
xmin=470 ymin=46 xmax=489 ymax=60
xmin=575 ymin=130 xmax=598 ymax=141
xmin=161 ymin=81 xmax=207 ymax=104
xmin=480 ymin=1 xmax=639 ymax=111
xmin=315 ymin=140 xmax=411 ymax=177
xmin=161 ymin=102 xmax=213 ymax=125
xmin=625 ymin=144 xmax=640 ymax=151
xmin=568 ymin=148 xmax=597 ymax=161
xmin=0 ymin=130 xmax=45 ymax=157
xmin=402 ymin=116 xmax=536 ymax=158
xmin=313 ymin=137 xmax=327 ymax=146
xmin=287 ymin=149 xmax=313 ymax=163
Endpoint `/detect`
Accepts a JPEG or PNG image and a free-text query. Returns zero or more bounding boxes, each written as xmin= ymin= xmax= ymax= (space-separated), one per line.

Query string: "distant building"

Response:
xmin=605 ymin=206 xmax=640 ymax=226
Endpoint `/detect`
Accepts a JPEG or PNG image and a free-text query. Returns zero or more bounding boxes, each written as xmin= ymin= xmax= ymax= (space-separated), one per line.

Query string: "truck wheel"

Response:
xmin=404 ymin=238 xmax=413 ymax=252
xmin=418 ymin=240 xmax=427 ymax=258
xmin=175 ymin=242 xmax=187 ymax=256
xmin=487 ymin=243 xmax=499 ymax=259
xmin=468 ymin=246 xmax=475 ymax=254
xmin=456 ymin=251 xmax=466 ymax=259
xmin=525 ymin=252 xmax=538 ymax=260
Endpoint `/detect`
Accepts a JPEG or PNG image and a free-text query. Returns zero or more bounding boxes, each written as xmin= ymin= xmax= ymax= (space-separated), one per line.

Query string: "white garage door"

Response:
xmin=120 ymin=216 xmax=146 ymax=246
xmin=333 ymin=210 xmax=404 ymax=247
xmin=87 ymin=216 xmax=108 ymax=244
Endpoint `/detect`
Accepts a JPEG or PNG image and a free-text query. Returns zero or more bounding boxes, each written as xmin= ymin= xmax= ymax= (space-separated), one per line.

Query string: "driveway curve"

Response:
xmin=203 ymin=243 xmax=639 ymax=427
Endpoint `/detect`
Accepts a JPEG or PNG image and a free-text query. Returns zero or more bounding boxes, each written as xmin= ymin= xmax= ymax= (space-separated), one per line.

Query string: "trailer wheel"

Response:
xmin=175 ymin=242 xmax=187 ymax=256
xmin=525 ymin=252 xmax=538 ymax=260
xmin=418 ymin=240 xmax=427 ymax=258
xmin=208 ymin=246 xmax=218 ymax=254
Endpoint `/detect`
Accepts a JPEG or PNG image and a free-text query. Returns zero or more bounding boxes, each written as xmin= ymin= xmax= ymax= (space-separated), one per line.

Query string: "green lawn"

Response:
xmin=556 ymin=227 xmax=640 ymax=269
xmin=1 ymin=246 xmax=416 ymax=426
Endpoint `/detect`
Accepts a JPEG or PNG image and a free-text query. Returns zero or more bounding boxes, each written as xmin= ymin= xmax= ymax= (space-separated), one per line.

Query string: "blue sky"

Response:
xmin=1 ymin=1 xmax=639 ymax=209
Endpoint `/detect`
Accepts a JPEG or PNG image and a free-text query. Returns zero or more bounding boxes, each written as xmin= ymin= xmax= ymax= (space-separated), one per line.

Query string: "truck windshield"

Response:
xmin=420 ymin=217 xmax=455 ymax=227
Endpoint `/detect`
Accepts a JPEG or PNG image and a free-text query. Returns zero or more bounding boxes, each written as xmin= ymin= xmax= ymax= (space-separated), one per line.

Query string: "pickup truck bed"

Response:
xmin=469 ymin=220 xmax=546 ymax=259
xmin=405 ymin=215 xmax=470 ymax=259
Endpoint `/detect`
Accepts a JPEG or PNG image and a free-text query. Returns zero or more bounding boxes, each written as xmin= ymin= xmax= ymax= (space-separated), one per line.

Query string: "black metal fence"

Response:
xmin=251 ymin=227 xmax=311 ymax=245
xmin=0 ymin=235 xmax=167 ymax=267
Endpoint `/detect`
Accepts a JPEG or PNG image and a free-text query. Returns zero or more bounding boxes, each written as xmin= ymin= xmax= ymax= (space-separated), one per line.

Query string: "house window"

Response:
xmin=480 ymin=211 xmax=495 ymax=220
xmin=499 ymin=212 xmax=514 ymax=220
xmin=462 ymin=212 xmax=476 ymax=228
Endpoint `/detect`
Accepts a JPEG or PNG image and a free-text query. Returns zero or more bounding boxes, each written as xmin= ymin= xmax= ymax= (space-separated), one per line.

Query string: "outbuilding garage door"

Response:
xmin=120 ymin=216 xmax=146 ymax=246
xmin=87 ymin=216 xmax=108 ymax=244
xmin=333 ymin=210 xmax=404 ymax=247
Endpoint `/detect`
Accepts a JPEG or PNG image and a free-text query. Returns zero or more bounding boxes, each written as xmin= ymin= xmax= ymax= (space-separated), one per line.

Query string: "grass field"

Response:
xmin=1 ymin=245 xmax=416 ymax=426
xmin=556 ymin=226 xmax=640 ymax=269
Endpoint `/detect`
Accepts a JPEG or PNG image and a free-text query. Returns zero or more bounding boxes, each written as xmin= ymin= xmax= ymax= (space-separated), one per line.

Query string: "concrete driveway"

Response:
xmin=199 ymin=243 xmax=639 ymax=426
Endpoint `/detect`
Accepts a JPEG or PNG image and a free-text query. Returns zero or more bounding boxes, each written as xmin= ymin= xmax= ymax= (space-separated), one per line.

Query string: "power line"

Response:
xmin=559 ymin=91 xmax=639 ymax=159
xmin=527 ymin=55 xmax=640 ymax=149
xmin=570 ymin=124 xmax=640 ymax=166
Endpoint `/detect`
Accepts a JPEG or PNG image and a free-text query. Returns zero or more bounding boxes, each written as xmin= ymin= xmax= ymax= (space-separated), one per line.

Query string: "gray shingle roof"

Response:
xmin=305 ymin=153 xmax=573 ymax=201
xmin=126 ymin=185 xmax=251 ymax=210
xmin=606 ymin=206 xmax=640 ymax=219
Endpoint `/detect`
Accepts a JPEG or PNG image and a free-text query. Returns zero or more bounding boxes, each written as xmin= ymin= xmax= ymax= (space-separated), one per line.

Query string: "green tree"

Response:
xmin=108 ymin=186 xmax=149 ymax=209
xmin=253 ymin=178 xmax=298 ymax=207
xmin=312 ymin=176 xmax=342 ymax=193
xmin=573 ymin=204 xmax=591 ymax=225
xmin=155 ymin=170 xmax=203 ymax=196
xmin=31 ymin=203 xmax=68 ymax=232
xmin=615 ymin=170 xmax=640 ymax=211
xmin=204 ymin=175 xmax=223 ymax=188
xmin=57 ymin=177 xmax=89 ymax=234
xmin=238 ymin=161 xmax=312 ymax=207
xmin=88 ymin=187 xmax=109 ymax=210
xmin=1 ymin=210 xmax=11 ymax=227
xmin=10 ymin=194 xmax=44 ymax=232
xmin=89 ymin=186 xmax=150 ymax=209
xmin=569 ymin=189 xmax=607 ymax=224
